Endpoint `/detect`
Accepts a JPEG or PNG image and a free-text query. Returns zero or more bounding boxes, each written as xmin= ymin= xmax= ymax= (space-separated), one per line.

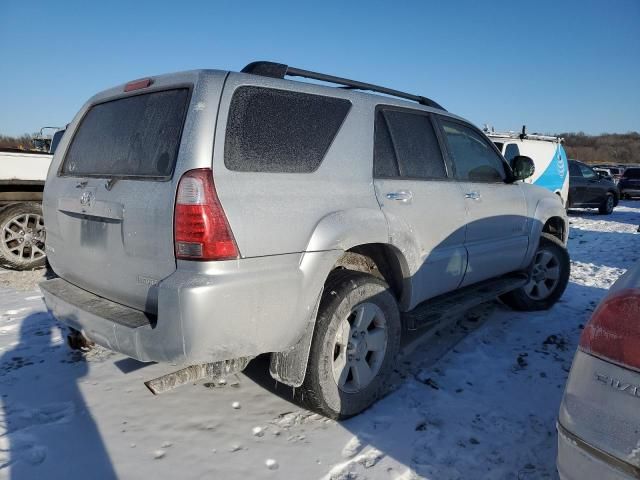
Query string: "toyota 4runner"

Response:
xmin=40 ymin=62 xmax=570 ymax=418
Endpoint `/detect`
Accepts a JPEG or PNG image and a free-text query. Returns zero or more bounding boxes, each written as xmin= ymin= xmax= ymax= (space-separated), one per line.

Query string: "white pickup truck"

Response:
xmin=0 ymin=129 xmax=64 ymax=270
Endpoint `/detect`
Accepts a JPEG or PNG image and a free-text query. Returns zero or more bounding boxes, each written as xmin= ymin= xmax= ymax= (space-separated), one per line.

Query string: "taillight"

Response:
xmin=174 ymin=168 xmax=239 ymax=261
xmin=579 ymin=288 xmax=640 ymax=371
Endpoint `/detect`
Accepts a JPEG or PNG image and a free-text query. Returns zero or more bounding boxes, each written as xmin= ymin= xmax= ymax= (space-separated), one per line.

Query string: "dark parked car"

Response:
xmin=619 ymin=167 xmax=640 ymax=199
xmin=567 ymin=160 xmax=619 ymax=214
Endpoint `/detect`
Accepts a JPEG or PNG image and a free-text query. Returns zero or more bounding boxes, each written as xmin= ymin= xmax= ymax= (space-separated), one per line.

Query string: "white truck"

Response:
xmin=486 ymin=127 xmax=569 ymax=206
xmin=0 ymin=128 xmax=64 ymax=270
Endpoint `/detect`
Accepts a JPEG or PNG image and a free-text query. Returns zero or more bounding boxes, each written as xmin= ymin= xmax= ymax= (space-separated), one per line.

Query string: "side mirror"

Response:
xmin=511 ymin=155 xmax=535 ymax=181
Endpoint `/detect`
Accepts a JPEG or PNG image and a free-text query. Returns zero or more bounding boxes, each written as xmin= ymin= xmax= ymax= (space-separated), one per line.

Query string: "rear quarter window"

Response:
xmin=62 ymin=88 xmax=190 ymax=179
xmin=224 ymin=86 xmax=351 ymax=173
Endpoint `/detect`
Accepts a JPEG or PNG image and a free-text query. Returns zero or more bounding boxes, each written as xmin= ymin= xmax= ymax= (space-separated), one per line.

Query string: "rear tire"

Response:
xmin=0 ymin=203 xmax=47 ymax=270
xmin=598 ymin=192 xmax=615 ymax=215
xmin=297 ymin=270 xmax=401 ymax=419
xmin=500 ymin=233 xmax=570 ymax=311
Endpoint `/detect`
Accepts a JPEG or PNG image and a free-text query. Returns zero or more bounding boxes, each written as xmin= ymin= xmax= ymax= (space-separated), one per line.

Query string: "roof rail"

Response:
xmin=241 ymin=61 xmax=446 ymax=111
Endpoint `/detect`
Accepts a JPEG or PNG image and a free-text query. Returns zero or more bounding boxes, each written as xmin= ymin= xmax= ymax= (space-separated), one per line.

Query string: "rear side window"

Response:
xmin=224 ymin=87 xmax=351 ymax=173
xmin=374 ymin=108 xmax=447 ymax=179
xmin=62 ymin=89 xmax=190 ymax=179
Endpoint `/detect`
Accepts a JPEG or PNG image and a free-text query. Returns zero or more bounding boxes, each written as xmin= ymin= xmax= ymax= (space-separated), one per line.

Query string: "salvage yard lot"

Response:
xmin=1 ymin=202 xmax=638 ymax=480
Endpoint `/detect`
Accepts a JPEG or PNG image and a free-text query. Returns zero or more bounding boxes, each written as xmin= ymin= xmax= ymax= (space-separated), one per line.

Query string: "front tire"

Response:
xmin=298 ymin=270 xmax=401 ymax=419
xmin=0 ymin=203 xmax=47 ymax=270
xmin=598 ymin=192 xmax=615 ymax=215
xmin=500 ymin=233 xmax=570 ymax=311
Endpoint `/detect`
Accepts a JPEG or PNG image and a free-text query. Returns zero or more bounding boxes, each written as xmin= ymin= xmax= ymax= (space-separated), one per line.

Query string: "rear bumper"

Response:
xmin=557 ymin=423 xmax=638 ymax=480
xmin=40 ymin=251 xmax=339 ymax=365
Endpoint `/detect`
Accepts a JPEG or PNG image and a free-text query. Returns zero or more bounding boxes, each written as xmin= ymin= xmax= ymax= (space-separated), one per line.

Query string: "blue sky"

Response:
xmin=1 ymin=0 xmax=638 ymax=136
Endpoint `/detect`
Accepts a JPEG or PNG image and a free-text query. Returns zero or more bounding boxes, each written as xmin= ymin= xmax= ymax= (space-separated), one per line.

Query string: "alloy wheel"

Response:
xmin=524 ymin=249 xmax=561 ymax=300
xmin=332 ymin=302 xmax=388 ymax=393
xmin=2 ymin=213 xmax=46 ymax=263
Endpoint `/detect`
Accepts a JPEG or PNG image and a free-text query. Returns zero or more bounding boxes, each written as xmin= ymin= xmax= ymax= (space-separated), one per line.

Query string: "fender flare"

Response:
xmin=522 ymin=197 xmax=568 ymax=268
xmin=270 ymin=208 xmax=395 ymax=387
xmin=304 ymin=208 xmax=389 ymax=252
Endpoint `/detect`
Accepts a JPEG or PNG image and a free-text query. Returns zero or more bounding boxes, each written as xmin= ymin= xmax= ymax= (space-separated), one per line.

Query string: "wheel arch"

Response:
xmin=541 ymin=216 xmax=566 ymax=243
xmin=333 ymin=243 xmax=410 ymax=309
xmin=520 ymin=198 xmax=569 ymax=269
xmin=269 ymin=241 xmax=410 ymax=388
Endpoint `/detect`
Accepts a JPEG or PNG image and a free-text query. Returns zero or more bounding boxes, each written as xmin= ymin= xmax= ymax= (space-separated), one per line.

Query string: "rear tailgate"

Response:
xmin=43 ymin=71 xmax=226 ymax=313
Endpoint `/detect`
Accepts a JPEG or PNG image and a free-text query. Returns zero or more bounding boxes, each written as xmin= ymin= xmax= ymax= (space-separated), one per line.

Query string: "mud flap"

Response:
xmin=269 ymin=290 xmax=322 ymax=388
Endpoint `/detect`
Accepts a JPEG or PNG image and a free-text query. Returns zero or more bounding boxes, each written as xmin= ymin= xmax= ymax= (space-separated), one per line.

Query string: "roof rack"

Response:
xmin=241 ymin=61 xmax=446 ymax=111
xmin=483 ymin=124 xmax=563 ymax=143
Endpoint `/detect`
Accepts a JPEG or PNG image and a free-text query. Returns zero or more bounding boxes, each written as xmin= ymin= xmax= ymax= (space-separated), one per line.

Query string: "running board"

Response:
xmin=402 ymin=273 xmax=529 ymax=331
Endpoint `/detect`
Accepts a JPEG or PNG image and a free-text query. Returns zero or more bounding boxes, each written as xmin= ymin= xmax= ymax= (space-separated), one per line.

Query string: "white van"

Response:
xmin=487 ymin=130 xmax=569 ymax=205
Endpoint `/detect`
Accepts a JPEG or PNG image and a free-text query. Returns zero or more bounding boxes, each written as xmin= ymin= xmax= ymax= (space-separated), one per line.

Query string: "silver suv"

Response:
xmin=40 ymin=62 xmax=570 ymax=418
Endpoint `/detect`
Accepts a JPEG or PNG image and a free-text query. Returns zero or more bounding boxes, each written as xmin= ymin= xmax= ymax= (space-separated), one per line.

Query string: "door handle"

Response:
xmin=386 ymin=191 xmax=413 ymax=203
xmin=464 ymin=191 xmax=481 ymax=200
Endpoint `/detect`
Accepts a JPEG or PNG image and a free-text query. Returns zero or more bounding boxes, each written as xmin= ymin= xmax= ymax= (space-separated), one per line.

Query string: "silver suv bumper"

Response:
xmin=40 ymin=252 xmax=336 ymax=365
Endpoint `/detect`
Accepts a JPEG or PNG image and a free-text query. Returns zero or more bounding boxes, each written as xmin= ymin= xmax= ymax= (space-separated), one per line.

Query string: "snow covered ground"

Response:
xmin=1 ymin=202 xmax=638 ymax=480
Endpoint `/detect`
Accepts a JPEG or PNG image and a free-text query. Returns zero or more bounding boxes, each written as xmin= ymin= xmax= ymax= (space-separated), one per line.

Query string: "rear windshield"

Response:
xmin=625 ymin=168 xmax=640 ymax=179
xmin=61 ymin=88 xmax=190 ymax=179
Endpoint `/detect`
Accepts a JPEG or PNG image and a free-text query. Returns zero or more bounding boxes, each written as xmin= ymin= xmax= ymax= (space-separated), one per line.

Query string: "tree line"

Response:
xmin=0 ymin=134 xmax=38 ymax=150
xmin=559 ymin=132 xmax=640 ymax=165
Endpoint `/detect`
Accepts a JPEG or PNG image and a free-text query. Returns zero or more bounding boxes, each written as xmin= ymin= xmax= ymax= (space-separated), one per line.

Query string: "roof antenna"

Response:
xmin=520 ymin=125 xmax=527 ymax=140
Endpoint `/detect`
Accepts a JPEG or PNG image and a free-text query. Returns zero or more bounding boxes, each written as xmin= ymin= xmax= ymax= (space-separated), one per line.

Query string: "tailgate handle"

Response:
xmin=58 ymin=197 xmax=124 ymax=221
